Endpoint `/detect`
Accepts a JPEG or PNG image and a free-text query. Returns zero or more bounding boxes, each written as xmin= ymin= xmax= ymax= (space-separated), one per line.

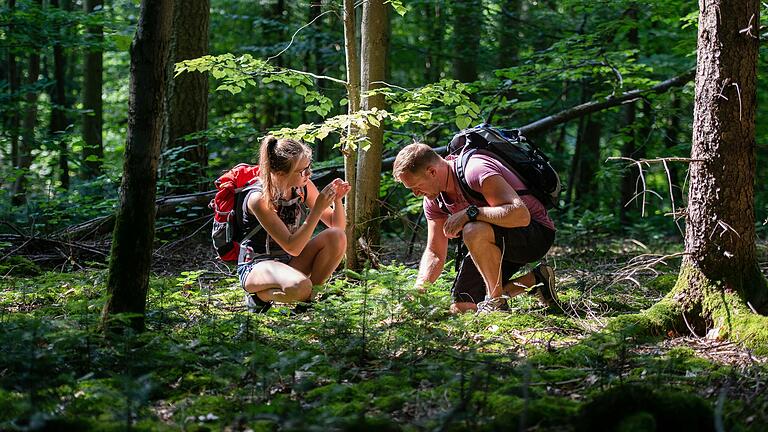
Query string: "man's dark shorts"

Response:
xmin=452 ymin=220 xmax=555 ymax=304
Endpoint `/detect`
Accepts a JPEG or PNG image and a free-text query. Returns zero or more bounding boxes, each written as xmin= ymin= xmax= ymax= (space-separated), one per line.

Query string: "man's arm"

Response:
xmin=414 ymin=217 xmax=449 ymax=292
xmin=443 ymin=175 xmax=531 ymax=237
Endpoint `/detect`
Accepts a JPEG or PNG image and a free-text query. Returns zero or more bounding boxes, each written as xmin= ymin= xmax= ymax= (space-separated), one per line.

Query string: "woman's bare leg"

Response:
xmin=289 ymin=228 xmax=346 ymax=285
xmin=243 ymin=260 xmax=312 ymax=303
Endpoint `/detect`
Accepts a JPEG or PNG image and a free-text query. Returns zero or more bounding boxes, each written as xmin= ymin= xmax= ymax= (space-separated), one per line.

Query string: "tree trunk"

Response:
xmin=50 ymin=0 xmax=71 ymax=190
xmin=619 ymin=6 xmax=639 ymax=225
xmin=162 ymin=0 xmax=209 ymax=194
xmin=355 ymin=0 xmax=389 ymax=258
xmin=678 ymin=0 xmax=767 ymax=310
xmin=664 ymin=94 xmax=683 ymax=204
xmin=565 ymin=84 xmax=593 ymax=206
xmin=573 ymin=116 xmax=601 ymax=208
xmin=102 ymin=0 xmax=174 ymax=333
xmin=261 ymin=0 xmax=285 ymax=130
xmin=343 ymin=0 xmax=360 ymax=270
xmin=424 ymin=0 xmax=445 ymax=83
xmin=6 ymin=0 xmax=20 ymax=173
xmin=451 ymin=0 xmax=481 ymax=82
xmin=11 ymin=14 xmax=42 ymax=206
xmin=81 ymin=0 xmax=104 ymax=179
xmin=496 ymin=0 xmax=521 ymax=68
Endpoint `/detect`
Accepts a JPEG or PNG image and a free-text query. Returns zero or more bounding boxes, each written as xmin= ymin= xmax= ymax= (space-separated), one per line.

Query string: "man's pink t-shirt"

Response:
xmin=423 ymin=153 xmax=555 ymax=231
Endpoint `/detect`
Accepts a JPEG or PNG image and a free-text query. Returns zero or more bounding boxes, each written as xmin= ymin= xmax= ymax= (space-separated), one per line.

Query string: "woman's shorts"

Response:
xmin=451 ymin=220 xmax=555 ymax=304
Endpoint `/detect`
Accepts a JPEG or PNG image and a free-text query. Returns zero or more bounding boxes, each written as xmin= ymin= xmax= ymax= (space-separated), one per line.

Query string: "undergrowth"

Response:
xmin=1 ymin=246 xmax=766 ymax=431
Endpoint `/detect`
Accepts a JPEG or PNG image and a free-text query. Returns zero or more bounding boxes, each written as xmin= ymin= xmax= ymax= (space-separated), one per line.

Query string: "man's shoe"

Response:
xmin=244 ymin=293 xmax=271 ymax=313
xmin=476 ymin=295 xmax=510 ymax=313
xmin=530 ymin=264 xmax=559 ymax=308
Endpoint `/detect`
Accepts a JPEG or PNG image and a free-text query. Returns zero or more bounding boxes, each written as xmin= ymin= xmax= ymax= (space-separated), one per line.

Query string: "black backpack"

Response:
xmin=447 ymin=124 xmax=561 ymax=209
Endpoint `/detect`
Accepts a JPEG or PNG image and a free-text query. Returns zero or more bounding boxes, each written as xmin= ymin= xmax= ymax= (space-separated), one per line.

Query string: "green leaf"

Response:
xmin=456 ymin=116 xmax=471 ymax=130
xmin=211 ymin=69 xmax=226 ymax=79
xmin=295 ymin=85 xmax=308 ymax=96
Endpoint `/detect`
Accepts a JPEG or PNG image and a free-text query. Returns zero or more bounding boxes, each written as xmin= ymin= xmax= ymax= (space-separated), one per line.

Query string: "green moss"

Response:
xmin=0 ymin=256 xmax=41 ymax=276
xmin=373 ymin=394 xmax=406 ymax=412
xmin=646 ymin=274 xmax=678 ymax=294
xmin=576 ymin=384 xmax=714 ymax=432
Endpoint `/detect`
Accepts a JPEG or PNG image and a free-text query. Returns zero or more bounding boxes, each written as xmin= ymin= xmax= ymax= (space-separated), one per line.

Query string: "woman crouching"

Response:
xmin=237 ymin=135 xmax=349 ymax=311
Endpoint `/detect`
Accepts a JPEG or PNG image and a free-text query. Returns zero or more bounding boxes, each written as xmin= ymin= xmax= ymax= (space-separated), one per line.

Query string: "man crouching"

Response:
xmin=393 ymin=143 xmax=559 ymax=313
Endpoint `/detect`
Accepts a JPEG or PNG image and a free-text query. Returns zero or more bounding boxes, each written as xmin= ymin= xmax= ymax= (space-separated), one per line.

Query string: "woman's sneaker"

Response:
xmin=476 ymin=295 xmax=511 ymax=313
xmin=530 ymin=264 xmax=559 ymax=308
xmin=244 ymin=293 xmax=272 ymax=313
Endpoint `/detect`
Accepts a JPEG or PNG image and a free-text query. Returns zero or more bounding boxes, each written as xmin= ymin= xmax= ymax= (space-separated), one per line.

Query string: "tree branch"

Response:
xmin=519 ymin=69 xmax=695 ymax=136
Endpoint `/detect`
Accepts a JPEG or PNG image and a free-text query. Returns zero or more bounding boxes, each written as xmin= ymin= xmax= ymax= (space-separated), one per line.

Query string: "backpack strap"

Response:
xmin=453 ymin=146 xmax=531 ymax=203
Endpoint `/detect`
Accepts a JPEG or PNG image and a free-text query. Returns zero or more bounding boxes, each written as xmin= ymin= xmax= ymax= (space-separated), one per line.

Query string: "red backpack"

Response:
xmin=210 ymin=163 xmax=261 ymax=262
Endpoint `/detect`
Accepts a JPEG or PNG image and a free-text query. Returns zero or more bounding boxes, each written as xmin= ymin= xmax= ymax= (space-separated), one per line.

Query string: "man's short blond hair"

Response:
xmin=392 ymin=143 xmax=442 ymax=181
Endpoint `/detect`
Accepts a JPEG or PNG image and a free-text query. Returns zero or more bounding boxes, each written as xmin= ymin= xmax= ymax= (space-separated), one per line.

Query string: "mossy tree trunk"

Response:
xmin=679 ymin=0 xmax=766 ymax=309
xmin=640 ymin=0 xmax=768 ymax=351
xmin=355 ymin=0 xmax=389 ymax=261
xmin=102 ymin=0 xmax=174 ymax=333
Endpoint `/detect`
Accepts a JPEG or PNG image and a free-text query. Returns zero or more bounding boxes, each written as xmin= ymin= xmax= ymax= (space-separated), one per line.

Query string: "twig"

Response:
xmin=154 ymin=217 xmax=213 ymax=256
xmin=267 ymin=9 xmax=336 ymax=62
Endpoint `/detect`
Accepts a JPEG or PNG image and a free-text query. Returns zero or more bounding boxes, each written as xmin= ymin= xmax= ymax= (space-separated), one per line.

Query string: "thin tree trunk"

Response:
xmin=102 ymin=0 xmax=174 ymax=332
xmin=618 ymin=4 xmax=642 ymax=225
xmin=355 ymin=0 xmax=389 ymax=256
xmin=343 ymin=0 xmax=360 ymax=270
xmin=497 ymin=0 xmax=521 ymax=68
xmin=11 ymin=10 xmax=42 ymax=206
xmin=664 ymin=95 xmax=682 ymax=204
xmin=162 ymin=0 xmax=209 ymax=194
xmin=7 ymin=0 xmax=20 ymax=172
xmin=424 ymin=0 xmax=444 ymax=83
xmin=451 ymin=0 xmax=482 ymax=82
xmin=51 ymin=0 xmax=70 ymax=190
xmin=574 ymin=117 xmax=601 ymax=208
xmin=81 ymin=0 xmax=104 ymax=179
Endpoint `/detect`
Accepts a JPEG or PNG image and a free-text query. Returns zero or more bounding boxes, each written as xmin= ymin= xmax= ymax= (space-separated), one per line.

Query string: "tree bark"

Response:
xmin=619 ymin=5 xmax=640 ymax=225
xmin=11 ymin=7 xmax=42 ymax=206
xmin=355 ymin=0 xmax=389 ymax=257
xmin=81 ymin=0 xmax=104 ymax=179
xmin=424 ymin=0 xmax=445 ymax=83
xmin=573 ymin=116 xmax=601 ymax=208
xmin=343 ymin=0 xmax=360 ymax=270
xmin=162 ymin=0 xmax=209 ymax=194
xmin=6 ymin=0 xmax=20 ymax=173
xmin=679 ymin=0 xmax=767 ymax=309
xmin=102 ymin=0 xmax=174 ymax=333
xmin=496 ymin=0 xmax=521 ymax=68
xmin=451 ymin=0 xmax=482 ymax=82
xmin=50 ymin=0 xmax=71 ymax=190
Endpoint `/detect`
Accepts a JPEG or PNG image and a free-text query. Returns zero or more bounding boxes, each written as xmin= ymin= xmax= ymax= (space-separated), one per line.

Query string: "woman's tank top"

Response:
xmin=237 ymin=180 xmax=307 ymax=265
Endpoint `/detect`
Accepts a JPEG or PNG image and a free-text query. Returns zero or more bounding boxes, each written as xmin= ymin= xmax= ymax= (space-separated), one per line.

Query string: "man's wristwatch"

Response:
xmin=465 ymin=205 xmax=479 ymax=222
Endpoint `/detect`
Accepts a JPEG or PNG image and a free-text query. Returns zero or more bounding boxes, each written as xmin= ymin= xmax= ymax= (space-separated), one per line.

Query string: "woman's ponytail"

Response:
xmin=257 ymin=135 xmax=312 ymax=208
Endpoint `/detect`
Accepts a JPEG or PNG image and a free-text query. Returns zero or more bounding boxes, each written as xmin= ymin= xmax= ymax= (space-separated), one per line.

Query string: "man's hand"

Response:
xmin=443 ymin=209 xmax=469 ymax=238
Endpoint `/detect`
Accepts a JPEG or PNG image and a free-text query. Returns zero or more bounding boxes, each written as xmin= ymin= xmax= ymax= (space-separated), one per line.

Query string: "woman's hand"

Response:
xmin=314 ymin=182 xmax=337 ymax=211
xmin=331 ymin=178 xmax=351 ymax=201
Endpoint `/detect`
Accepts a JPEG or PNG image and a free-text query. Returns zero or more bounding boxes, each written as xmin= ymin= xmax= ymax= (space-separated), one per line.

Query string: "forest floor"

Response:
xmin=1 ymin=233 xmax=767 ymax=431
